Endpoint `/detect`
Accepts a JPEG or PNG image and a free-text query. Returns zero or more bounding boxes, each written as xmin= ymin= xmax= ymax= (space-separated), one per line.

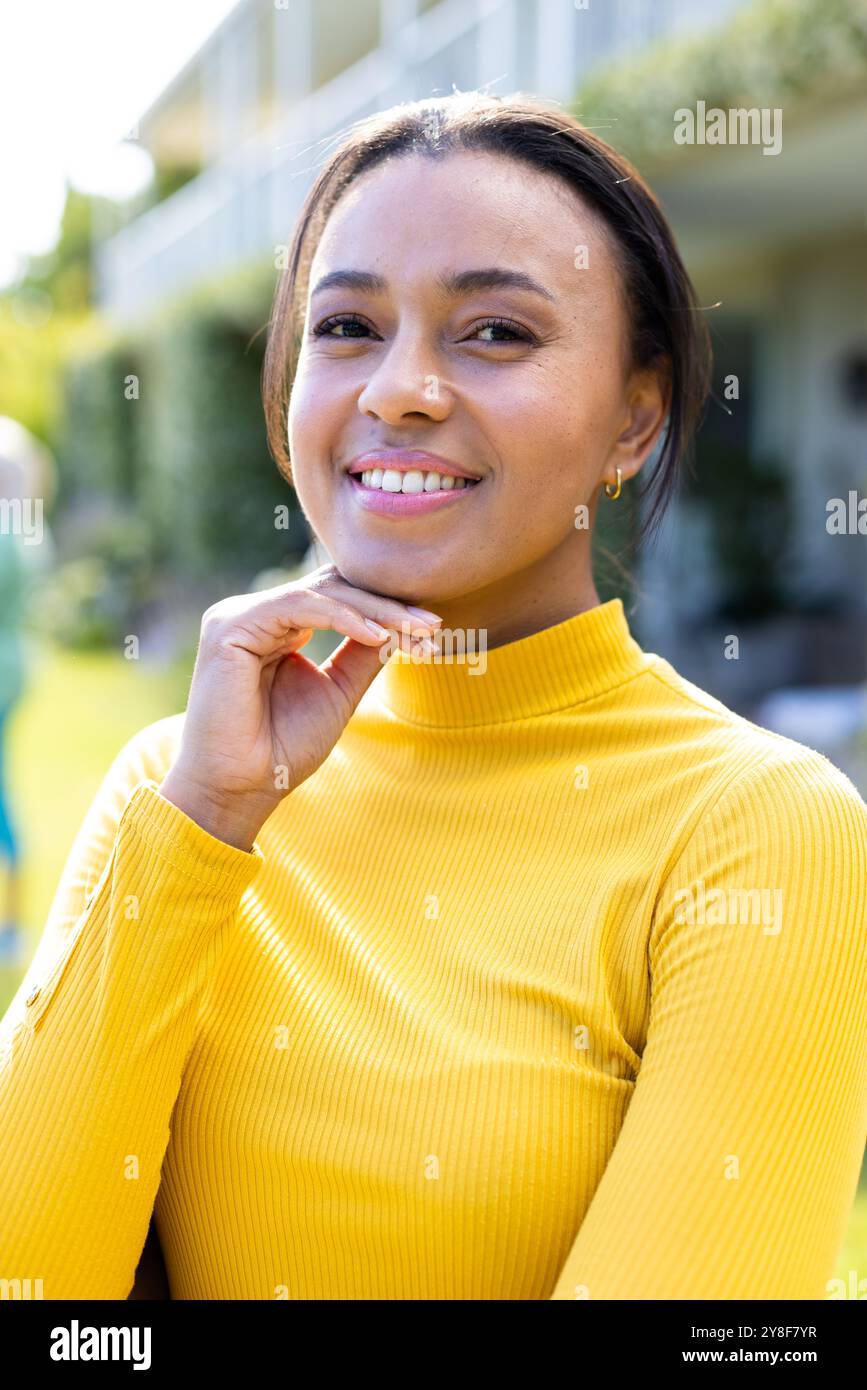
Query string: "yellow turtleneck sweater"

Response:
xmin=1 ymin=598 xmax=866 ymax=1300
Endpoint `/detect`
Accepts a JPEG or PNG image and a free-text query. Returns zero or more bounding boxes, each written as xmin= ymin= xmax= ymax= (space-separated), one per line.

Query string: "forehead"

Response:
xmin=309 ymin=149 xmax=616 ymax=292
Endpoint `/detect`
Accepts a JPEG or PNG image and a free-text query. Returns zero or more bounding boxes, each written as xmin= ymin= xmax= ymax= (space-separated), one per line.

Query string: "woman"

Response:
xmin=1 ymin=92 xmax=865 ymax=1301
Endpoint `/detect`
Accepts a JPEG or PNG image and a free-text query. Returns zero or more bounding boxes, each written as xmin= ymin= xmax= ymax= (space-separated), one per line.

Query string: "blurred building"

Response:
xmin=617 ymin=7 xmax=867 ymax=718
xmin=95 ymin=0 xmax=745 ymax=317
xmin=89 ymin=0 xmax=867 ymax=760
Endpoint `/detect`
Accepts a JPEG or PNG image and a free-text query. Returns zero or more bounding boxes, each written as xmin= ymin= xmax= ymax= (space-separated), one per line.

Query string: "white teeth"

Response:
xmin=358 ymin=467 xmax=476 ymax=493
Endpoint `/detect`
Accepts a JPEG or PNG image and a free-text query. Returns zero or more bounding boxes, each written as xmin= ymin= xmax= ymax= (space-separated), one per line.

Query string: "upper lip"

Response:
xmin=346 ymin=449 xmax=482 ymax=481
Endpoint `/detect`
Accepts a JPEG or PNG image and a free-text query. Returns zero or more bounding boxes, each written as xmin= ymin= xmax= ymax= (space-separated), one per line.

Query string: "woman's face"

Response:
xmin=288 ymin=149 xmax=665 ymax=619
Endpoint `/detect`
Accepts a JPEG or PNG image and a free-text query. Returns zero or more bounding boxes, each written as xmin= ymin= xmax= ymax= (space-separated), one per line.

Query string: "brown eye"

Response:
xmin=470 ymin=317 xmax=533 ymax=343
xmin=312 ymin=314 xmax=375 ymax=338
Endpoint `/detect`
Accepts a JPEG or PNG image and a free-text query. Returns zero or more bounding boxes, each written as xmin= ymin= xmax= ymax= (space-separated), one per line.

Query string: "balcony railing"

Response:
xmin=96 ymin=0 xmax=746 ymax=319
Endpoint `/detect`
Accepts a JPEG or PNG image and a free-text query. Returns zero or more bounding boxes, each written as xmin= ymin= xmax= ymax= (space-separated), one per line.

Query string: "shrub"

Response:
xmin=57 ymin=283 xmax=307 ymax=598
xmin=32 ymin=504 xmax=156 ymax=649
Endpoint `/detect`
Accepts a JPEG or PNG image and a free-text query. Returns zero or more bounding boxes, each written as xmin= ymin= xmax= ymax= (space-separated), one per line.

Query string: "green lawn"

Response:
xmin=0 ymin=639 xmax=864 ymax=1289
xmin=0 ymin=639 xmax=189 ymax=1013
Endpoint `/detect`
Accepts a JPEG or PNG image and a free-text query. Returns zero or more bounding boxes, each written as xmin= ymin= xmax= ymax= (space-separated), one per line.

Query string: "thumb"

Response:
xmin=319 ymin=634 xmax=394 ymax=712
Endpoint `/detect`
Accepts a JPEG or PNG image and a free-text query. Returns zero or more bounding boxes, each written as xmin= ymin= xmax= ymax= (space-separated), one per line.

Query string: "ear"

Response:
xmin=609 ymin=357 xmax=671 ymax=482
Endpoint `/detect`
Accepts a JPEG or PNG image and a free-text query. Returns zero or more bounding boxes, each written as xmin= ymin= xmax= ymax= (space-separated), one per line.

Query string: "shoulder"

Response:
xmin=657 ymin=720 xmax=867 ymax=947
xmin=650 ymin=647 xmax=867 ymax=795
xmin=649 ymin=731 xmax=867 ymax=998
xmin=111 ymin=712 xmax=186 ymax=781
xmin=45 ymin=713 xmax=188 ymax=917
xmin=639 ymin=656 xmax=867 ymax=920
xmin=708 ymin=737 xmax=867 ymax=864
xmin=92 ymin=713 xmax=187 ymax=825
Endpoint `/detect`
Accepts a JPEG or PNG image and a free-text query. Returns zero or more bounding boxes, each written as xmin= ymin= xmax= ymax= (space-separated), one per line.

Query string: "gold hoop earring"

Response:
xmin=604 ymin=467 xmax=622 ymax=500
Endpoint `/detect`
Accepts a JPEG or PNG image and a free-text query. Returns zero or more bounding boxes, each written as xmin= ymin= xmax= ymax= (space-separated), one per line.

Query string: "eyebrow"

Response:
xmin=310 ymin=267 xmax=557 ymax=303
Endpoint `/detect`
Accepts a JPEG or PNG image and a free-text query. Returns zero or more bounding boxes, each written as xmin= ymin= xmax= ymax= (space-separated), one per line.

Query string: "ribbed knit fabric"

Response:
xmin=1 ymin=597 xmax=866 ymax=1300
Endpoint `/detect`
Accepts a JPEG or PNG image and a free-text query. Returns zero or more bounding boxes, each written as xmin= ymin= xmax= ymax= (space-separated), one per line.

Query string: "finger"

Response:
xmin=277 ymin=624 xmax=316 ymax=655
xmin=320 ymin=577 xmax=443 ymax=632
xmin=283 ymin=594 xmax=393 ymax=647
xmin=210 ymin=589 xmax=392 ymax=657
xmin=306 ymin=562 xmax=441 ymax=624
xmin=276 ymin=590 xmax=431 ymax=648
xmin=259 ymin=626 xmax=315 ymax=671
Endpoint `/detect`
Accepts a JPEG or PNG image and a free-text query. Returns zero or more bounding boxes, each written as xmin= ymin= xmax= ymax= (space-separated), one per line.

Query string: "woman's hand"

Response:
xmin=158 ymin=564 xmax=441 ymax=850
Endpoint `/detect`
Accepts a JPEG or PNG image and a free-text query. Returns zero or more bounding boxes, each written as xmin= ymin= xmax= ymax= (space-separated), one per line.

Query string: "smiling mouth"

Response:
xmin=348 ymin=465 xmax=481 ymax=494
xmin=346 ymin=468 xmax=483 ymax=516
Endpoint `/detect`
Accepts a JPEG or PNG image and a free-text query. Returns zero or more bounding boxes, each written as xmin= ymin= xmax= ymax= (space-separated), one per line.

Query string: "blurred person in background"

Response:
xmin=0 ymin=418 xmax=54 ymax=966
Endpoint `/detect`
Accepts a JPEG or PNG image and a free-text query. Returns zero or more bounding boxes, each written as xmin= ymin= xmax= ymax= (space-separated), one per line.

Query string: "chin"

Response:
xmin=330 ymin=547 xmax=446 ymax=606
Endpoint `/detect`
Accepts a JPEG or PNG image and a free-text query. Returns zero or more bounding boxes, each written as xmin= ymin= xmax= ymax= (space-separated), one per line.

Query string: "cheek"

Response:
xmin=495 ymin=342 xmax=619 ymax=428
xmin=485 ymin=360 xmax=618 ymax=493
xmin=287 ymin=364 xmax=323 ymax=454
xmin=289 ymin=348 xmax=355 ymax=422
xmin=285 ymin=383 xmax=339 ymax=528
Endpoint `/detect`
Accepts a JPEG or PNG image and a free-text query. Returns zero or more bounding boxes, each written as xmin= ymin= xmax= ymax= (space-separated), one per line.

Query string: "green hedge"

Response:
xmin=59 ymin=291 xmax=305 ymax=584
xmin=574 ymin=0 xmax=867 ymax=165
xmin=62 ymin=340 xmax=139 ymax=503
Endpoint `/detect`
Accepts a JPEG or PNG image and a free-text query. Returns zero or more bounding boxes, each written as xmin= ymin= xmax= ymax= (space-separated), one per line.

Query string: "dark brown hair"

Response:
xmin=263 ymin=90 xmax=712 ymax=544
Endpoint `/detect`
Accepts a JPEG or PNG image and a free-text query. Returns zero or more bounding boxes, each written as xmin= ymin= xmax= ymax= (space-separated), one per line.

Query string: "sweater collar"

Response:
xmin=377 ymin=597 xmax=651 ymax=728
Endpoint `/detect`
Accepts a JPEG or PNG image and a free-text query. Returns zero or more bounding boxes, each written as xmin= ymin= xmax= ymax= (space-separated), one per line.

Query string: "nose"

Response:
xmin=357 ymin=328 xmax=452 ymax=425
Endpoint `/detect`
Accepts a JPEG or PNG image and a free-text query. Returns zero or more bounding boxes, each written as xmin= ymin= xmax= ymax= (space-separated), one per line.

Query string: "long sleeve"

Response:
xmin=550 ymin=745 xmax=867 ymax=1300
xmin=0 ymin=720 xmax=264 ymax=1299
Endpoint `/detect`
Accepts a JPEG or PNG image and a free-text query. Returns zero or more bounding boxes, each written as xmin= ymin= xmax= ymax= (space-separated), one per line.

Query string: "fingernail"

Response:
xmin=364 ymin=619 xmax=390 ymax=639
xmin=406 ymin=605 xmax=442 ymax=624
